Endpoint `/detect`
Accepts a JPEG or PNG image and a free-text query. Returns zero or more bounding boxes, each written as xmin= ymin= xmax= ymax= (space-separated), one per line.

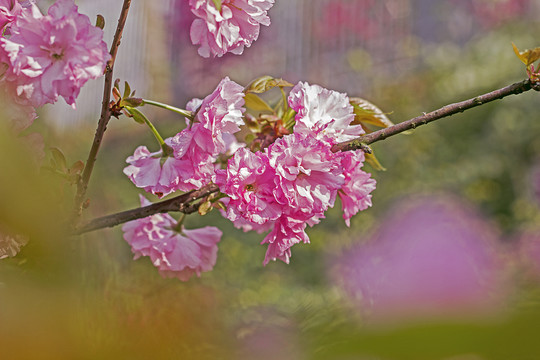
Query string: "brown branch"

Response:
xmin=74 ymin=78 xmax=538 ymax=235
xmin=74 ymin=0 xmax=132 ymax=215
xmin=333 ymin=79 xmax=536 ymax=152
xmin=74 ymin=184 xmax=219 ymax=235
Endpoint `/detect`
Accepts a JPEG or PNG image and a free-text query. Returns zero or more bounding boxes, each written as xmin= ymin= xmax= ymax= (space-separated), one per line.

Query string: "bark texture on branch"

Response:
xmin=74 ymin=184 xmax=219 ymax=235
xmin=333 ymin=79 xmax=534 ymax=152
xmin=75 ymin=0 xmax=132 ymax=215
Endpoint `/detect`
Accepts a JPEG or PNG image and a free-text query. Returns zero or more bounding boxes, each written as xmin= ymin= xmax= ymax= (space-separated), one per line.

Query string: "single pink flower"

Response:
xmin=215 ymin=147 xmax=281 ymax=226
xmin=338 ymin=150 xmax=376 ymax=226
xmin=0 ymin=0 xmax=110 ymax=107
xmin=168 ymin=77 xmax=246 ymax=192
xmin=266 ymin=132 xmax=345 ymax=221
xmin=261 ymin=216 xmax=309 ymax=265
xmin=191 ymin=76 xmax=245 ymax=155
xmin=169 ymin=125 xmax=218 ymax=192
xmin=122 ymin=195 xmax=222 ymax=281
xmin=189 ymin=0 xmax=274 ymax=58
xmin=288 ymin=82 xmax=364 ymax=145
xmin=123 ymin=139 xmax=188 ymax=198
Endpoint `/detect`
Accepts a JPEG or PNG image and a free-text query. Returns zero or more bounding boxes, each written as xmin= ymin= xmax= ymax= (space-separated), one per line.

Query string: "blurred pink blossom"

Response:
xmin=334 ymin=194 xmax=506 ymax=324
xmin=0 ymin=0 xmax=109 ymax=107
xmin=189 ymin=0 xmax=274 ymax=58
xmin=0 ymin=82 xmax=36 ymax=133
xmin=122 ymin=195 xmax=222 ymax=281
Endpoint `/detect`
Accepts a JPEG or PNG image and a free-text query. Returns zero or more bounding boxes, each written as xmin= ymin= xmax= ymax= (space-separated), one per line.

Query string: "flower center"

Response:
xmin=43 ymin=44 xmax=65 ymax=61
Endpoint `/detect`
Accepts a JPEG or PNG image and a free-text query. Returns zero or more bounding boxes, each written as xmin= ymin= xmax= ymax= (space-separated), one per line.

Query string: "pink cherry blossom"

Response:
xmin=215 ymin=147 xmax=281 ymax=226
xmin=338 ymin=150 xmax=376 ymax=226
xmin=0 ymin=0 xmax=110 ymax=107
xmin=122 ymin=195 xmax=222 ymax=281
xmin=189 ymin=0 xmax=274 ymax=58
xmin=334 ymin=195 xmax=506 ymax=324
xmin=266 ymin=132 xmax=345 ymax=221
xmin=261 ymin=216 xmax=309 ymax=265
xmin=0 ymin=82 xmax=36 ymax=133
xmin=0 ymin=0 xmax=22 ymax=31
xmin=288 ymin=82 xmax=364 ymax=145
xmin=190 ymin=76 xmax=245 ymax=155
xmin=169 ymin=126 xmax=218 ymax=192
xmin=123 ymin=139 xmax=187 ymax=198
xmin=168 ymin=77 xmax=246 ymax=191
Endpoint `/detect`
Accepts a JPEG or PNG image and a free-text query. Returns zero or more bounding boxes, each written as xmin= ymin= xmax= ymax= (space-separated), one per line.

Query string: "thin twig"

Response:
xmin=74 ymin=0 xmax=132 ymax=215
xmin=333 ymin=79 xmax=535 ymax=152
xmin=74 ymin=184 xmax=219 ymax=234
xmin=75 ymin=78 xmax=538 ymax=235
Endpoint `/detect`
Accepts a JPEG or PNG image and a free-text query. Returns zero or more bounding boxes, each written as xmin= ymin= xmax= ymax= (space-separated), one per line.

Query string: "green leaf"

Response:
xmin=122 ymin=97 xmax=143 ymax=107
xmin=49 ymin=147 xmax=67 ymax=172
xmin=365 ymin=151 xmax=386 ymax=171
xmin=211 ymin=0 xmax=222 ymax=11
xmin=123 ymin=81 xmax=131 ymax=100
xmin=95 ymin=15 xmax=105 ymax=30
xmin=69 ymin=161 xmax=85 ymax=175
xmin=245 ymin=75 xmax=294 ymax=94
xmin=512 ymin=42 xmax=540 ymax=67
xmin=244 ymin=93 xmax=274 ymax=113
xmin=124 ymin=106 xmax=146 ymax=125
xmin=350 ymin=97 xmax=393 ymax=130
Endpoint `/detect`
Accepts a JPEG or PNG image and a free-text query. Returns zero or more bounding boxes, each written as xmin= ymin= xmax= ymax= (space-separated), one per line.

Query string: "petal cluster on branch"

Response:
xmin=122 ymin=195 xmax=222 ymax=281
xmin=123 ymin=78 xmax=376 ymax=276
xmin=216 ymin=82 xmax=376 ymax=265
xmin=124 ymin=77 xmax=245 ymax=197
xmin=189 ymin=0 xmax=274 ymax=58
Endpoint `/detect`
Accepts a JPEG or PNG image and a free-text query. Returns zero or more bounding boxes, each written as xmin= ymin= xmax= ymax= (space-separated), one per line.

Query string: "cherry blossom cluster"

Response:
xmin=122 ymin=195 xmax=222 ymax=281
xmin=189 ymin=0 xmax=275 ymax=58
xmin=124 ymin=77 xmax=246 ymax=198
xmin=0 ymin=0 xmax=110 ymax=134
xmin=122 ymin=79 xmax=376 ymax=279
xmin=216 ymin=82 xmax=376 ymax=264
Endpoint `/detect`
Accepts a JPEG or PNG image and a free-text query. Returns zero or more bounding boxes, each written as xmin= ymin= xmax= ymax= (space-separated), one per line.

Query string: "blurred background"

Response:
xmin=2 ymin=0 xmax=540 ymax=358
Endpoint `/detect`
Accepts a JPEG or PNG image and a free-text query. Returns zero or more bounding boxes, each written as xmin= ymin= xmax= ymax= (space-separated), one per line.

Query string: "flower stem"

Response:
xmin=143 ymin=99 xmax=194 ymax=120
xmin=139 ymin=110 xmax=166 ymax=148
xmin=172 ymin=214 xmax=186 ymax=232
